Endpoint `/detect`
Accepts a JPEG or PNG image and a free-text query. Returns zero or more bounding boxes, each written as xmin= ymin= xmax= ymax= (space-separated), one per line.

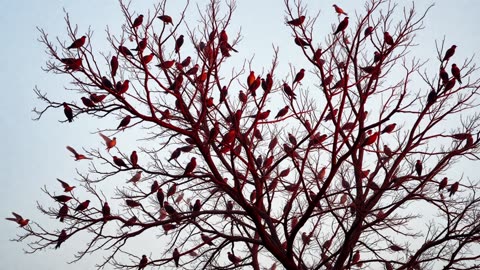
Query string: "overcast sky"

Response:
xmin=1 ymin=0 xmax=480 ymax=269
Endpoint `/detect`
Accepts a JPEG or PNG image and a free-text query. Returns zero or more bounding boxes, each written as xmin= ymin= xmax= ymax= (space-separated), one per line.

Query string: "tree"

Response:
xmin=8 ymin=0 xmax=480 ymax=269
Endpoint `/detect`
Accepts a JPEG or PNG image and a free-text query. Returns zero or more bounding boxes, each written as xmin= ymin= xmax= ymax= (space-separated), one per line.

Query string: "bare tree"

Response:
xmin=8 ymin=0 xmax=480 ymax=269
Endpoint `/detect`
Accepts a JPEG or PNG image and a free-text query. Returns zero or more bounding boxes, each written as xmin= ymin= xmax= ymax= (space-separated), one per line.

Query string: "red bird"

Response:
xmin=67 ymin=36 xmax=86 ymax=50
xmin=127 ymin=171 xmax=142 ymax=185
xmin=132 ymin=14 xmax=143 ymax=28
xmin=247 ymin=71 xmax=255 ymax=88
xmin=228 ymin=252 xmax=241 ymax=266
xmin=333 ymin=4 xmax=348 ymax=15
xmin=110 ymin=56 xmax=118 ymax=77
xmin=157 ymin=189 xmax=165 ymax=207
xmin=90 ymin=93 xmax=107 ymax=103
xmin=172 ymin=248 xmax=180 ymax=267
xmin=102 ymin=202 xmax=111 ymax=220
xmin=117 ymin=115 xmax=131 ymax=130
xmin=133 ymin=38 xmax=147 ymax=52
xmin=158 ymin=15 xmax=173 ymax=25
xmin=66 ymin=146 xmax=90 ymax=161
xmin=443 ymin=45 xmax=456 ymax=62
xmin=57 ymin=178 xmax=75 ymax=192
xmin=6 ymin=212 xmax=29 ymax=227
xmin=175 ymin=35 xmax=184 ymax=53
xmin=342 ymin=122 xmax=356 ymax=131
xmin=287 ymin=16 xmax=305 ymax=27
xmin=75 ymin=200 xmax=90 ymax=212
xmin=126 ymin=199 xmax=142 ymax=208
xmin=384 ymin=32 xmax=394 ymax=46
xmin=448 ymin=181 xmax=459 ymax=196
xmin=415 ymin=160 xmax=422 ymax=176
xmin=81 ymin=97 xmax=95 ymax=108
xmin=444 ymin=78 xmax=456 ymax=92
xmin=184 ymin=157 xmax=196 ymax=175
xmin=201 ymin=234 xmax=215 ymax=246
xmin=249 ymin=76 xmax=261 ymax=95
xmin=362 ymin=131 xmax=379 ymax=147
xmin=282 ymin=83 xmax=296 ymax=99
xmin=121 ymin=216 xmax=138 ymax=228
xmin=364 ymin=26 xmax=373 ymax=37
xmin=150 ymin=180 xmax=159 ymax=194
xmin=439 ymin=177 xmax=448 ymax=191
xmin=439 ymin=67 xmax=449 ymax=84
xmin=293 ymin=68 xmax=305 ymax=85
xmin=381 ymin=123 xmax=396 ymax=134
xmin=141 ymin=53 xmax=155 ymax=65
xmin=130 ymin=151 xmax=138 ymax=167
xmin=220 ymin=130 xmax=236 ymax=147
xmin=139 ymin=255 xmax=148 ymax=270
xmin=451 ymin=64 xmax=462 ymax=84
xmin=55 ymin=230 xmax=68 ymax=249
xmin=180 ymin=56 xmax=191 ymax=67
xmin=119 ymin=45 xmax=134 ymax=57
xmin=57 ymin=204 xmax=68 ymax=222
xmin=324 ymin=109 xmax=338 ymax=122
xmin=61 ymin=58 xmax=82 ymax=71
xmin=275 ymin=106 xmax=289 ymax=119
xmin=62 ymin=102 xmax=74 ymax=122
xmin=53 ymin=195 xmax=72 ymax=203
xmin=113 ymin=156 xmax=128 ymax=168
xmin=427 ymin=89 xmax=437 ymax=105
xmin=157 ymin=60 xmax=175 ymax=69
xmin=262 ymin=73 xmax=273 ymax=92
xmin=373 ymin=51 xmax=382 ymax=63
xmin=294 ymin=36 xmax=309 ymax=47
xmin=118 ymin=80 xmax=129 ymax=95
xmin=185 ymin=64 xmax=199 ymax=75
xmin=352 ymin=250 xmax=360 ymax=264
xmin=99 ymin=133 xmax=116 ymax=151
xmin=334 ymin=17 xmax=349 ymax=35
xmin=192 ymin=199 xmax=201 ymax=213
xmin=256 ymin=110 xmax=270 ymax=120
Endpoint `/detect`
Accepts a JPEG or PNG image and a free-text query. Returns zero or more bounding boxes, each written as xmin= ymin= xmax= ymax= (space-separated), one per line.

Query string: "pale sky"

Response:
xmin=1 ymin=0 xmax=480 ymax=269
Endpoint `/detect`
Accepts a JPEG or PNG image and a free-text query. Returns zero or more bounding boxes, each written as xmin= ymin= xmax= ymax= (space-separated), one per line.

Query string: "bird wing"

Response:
xmin=99 ymin=133 xmax=111 ymax=144
xmin=57 ymin=178 xmax=69 ymax=188
xmin=66 ymin=146 xmax=78 ymax=155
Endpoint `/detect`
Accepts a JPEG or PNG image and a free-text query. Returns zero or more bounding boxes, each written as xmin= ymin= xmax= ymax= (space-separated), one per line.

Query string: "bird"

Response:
xmin=373 ymin=51 xmax=382 ymax=63
xmin=121 ymin=216 xmax=138 ymax=228
xmin=294 ymin=36 xmax=309 ymax=47
xmin=451 ymin=64 xmax=462 ymax=84
xmin=81 ymin=97 xmax=95 ymax=108
xmin=99 ymin=133 xmax=116 ymax=151
xmin=132 ymin=14 xmax=143 ymax=28
xmin=133 ymin=38 xmax=148 ymax=52
xmin=334 ymin=17 xmax=349 ymax=35
xmin=63 ymin=103 xmax=73 ymax=122
xmin=384 ymin=145 xmax=393 ymax=157
xmin=324 ymin=109 xmax=338 ymax=121
xmin=384 ymin=32 xmax=394 ymax=46
xmin=138 ymin=255 xmax=148 ymax=270
xmin=444 ymin=78 xmax=456 ymax=92
xmin=112 ymin=157 xmax=127 ymax=169
xmin=287 ymin=16 xmax=305 ymax=26
xmin=57 ymin=178 xmax=76 ymax=192
xmin=141 ymin=53 xmax=154 ymax=65
xmin=127 ymin=171 xmax=142 ymax=184
xmin=282 ymin=83 xmax=296 ymax=99
xmin=110 ymin=56 xmax=118 ymax=77
xmin=364 ymin=26 xmax=373 ymax=37
xmin=53 ymin=195 xmax=73 ymax=203
xmin=439 ymin=67 xmax=449 ymax=84
xmin=247 ymin=71 xmax=256 ymax=88
xmin=228 ymin=252 xmax=241 ymax=266
xmin=62 ymin=58 xmax=83 ymax=71
xmin=117 ymin=115 xmax=131 ymax=130
xmin=448 ymin=181 xmax=459 ymax=196
xmin=157 ymin=189 xmax=165 ymax=207
xmin=249 ymin=76 xmax=261 ymax=95
xmin=184 ymin=157 xmax=197 ymax=175
xmin=150 ymin=180 xmax=159 ymax=194
xmin=256 ymin=110 xmax=270 ymax=120
xmin=118 ymin=80 xmax=130 ymax=94
xmin=180 ymin=56 xmax=191 ymax=68
xmin=67 ymin=36 xmax=86 ymax=50
xmin=119 ymin=45 xmax=134 ymax=57
xmin=342 ymin=122 xmax=356 ymax=131
xmin=381 ymin=123 xmax=396 ymax=134
xmin=66 ymin=146 xmax=90 ymax=161
xmin=157 ymin=60 xmax=175 ymax=69
xmin=57 ymin=204 xmax=68 ymax=222
xmin=443 ymin=45 xmax=457 ymax=62
xmin=102 ymin=202 xmax=111 ymax=221
xmin=90 ymin=93 xmax=107 ymax=103
xmin=175 ymin=35 xmax=184 ymax=53
xmin=126 ymin=200 xmax=142 ymax=208
xmin=158 ymin=15 xmax=173 ymax=25
xmin=6 ymin=212 xmax=29 ymax=227
xmin=201 ymin=233 xmax=215 ymax=246
xmin=167 ymin=183 xmax=177 ymax=197
xmin=333 ymin=4 xmax=348 ymax=15
xmin=275 ymin=106 xmax=289 ymax=119
xmin=172 ymin=248 xmax=180 ymax=267
xmin=130 ymin=151 xmax=138 ymax=168
xmin=293 ymin=69 xmax=305 ymax=85
xmin=75 ymin=200 xmax=90 ymax=212
xmin=415 ymin=160 xmax=422 ymax=176
xmin=185 ymin=64 xmax=199 ymax=75
xmin=362 ymin=132 xmax=379 ymax=147
xmin=438 ymin=177 xmax=448 ymax=191
xmin=352 ymin=250 xmax=360 ymax=264
xmin=55 ymin=230 xmax=68 ymax=249
xmin=427 ymin=89 xmax=437 ymax=105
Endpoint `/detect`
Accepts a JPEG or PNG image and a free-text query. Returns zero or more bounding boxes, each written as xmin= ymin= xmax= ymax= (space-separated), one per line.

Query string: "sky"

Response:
xmin=1 ymin=0 xmax=480 ymax=269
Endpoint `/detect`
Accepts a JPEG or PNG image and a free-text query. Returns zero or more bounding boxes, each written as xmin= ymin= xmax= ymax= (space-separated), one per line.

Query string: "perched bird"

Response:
xmin=132 ymin=14 xmax=144 ymax=28
xmin=175 ymin=35 xmax=184 ymax=54
xmin=167 ymin=183 xmax=177 ymax=197
xmin=247 ymin=71 xmax=256 ymax=88
xmin=294 ymin=36 xmax=309 ymax=47
xmin=81 ymin=97 xmax=95 ymax=108
xmin=55 ymin=230 xmax=68 ymax=249
xmin=381 ymin=123 xmax=396 ymax=134
xmin=157 ymin=60 xmax=175 ymax=69
xmin=362 ymin=132 xmax=379 ymax=147
xmin=444 ymin=78 xmax=456 ymax=92
xmin=130 ymin=151 xmax=138 ymax=168
xmin=99 ymin=133 xmax=116 ymax=151
xmin=141 ymin=53 xmax=154 ymax=65
xmin=75 ymin=200 xmax=90 ymax=212
xmin=61 ymin=58 xmax=82 ymax=71
xmin=384 ymin=145 xmax=393 ymax=157
xmin=57 ymin=204 xmax=68 ymax=222
xmin=121 ymin=216 xmax=138 ymax=228
xmin=275 ymin=106 xmax=289 ymax=119
xmin=415 ymin=160 xmax=422 ymax=176
xmin=67 ymin=36 xmax=86 ymax=50
xmin=90 ymin=93 xmax=107 ymax=103
xmin=180 ymin=56 xmax=191 ymax=67
xmin=157 ymin=189 xmax=165 ymax=207
xmin=448 ymin=181 xmax=459 ymax=196
xmin=150 ymin=180 xmax=159 ymax=194
xmin=185 ymin=64 xmax=199 ymax=75
xmin=324 ymin=109 xmax=338 ymax=122
xmin=113 ymin=156 xmax=128 ymax=168
xmin=443 ymin=45 xmax=456 ymax=62
xmin=158 ymin=15 xmax=173 ymax=25
xmin=427 ymin=89 xmax=437 ymax=105
xmin=53 ymin=195 xmax=73 ymax=203
xmin=138 ymin=255 xmax=148 ymax=270
xmin=282 ymin=83 xmax=296 ymax=99
xmin=438 ymin=177 xmax=448 ymax=191
xmin=342 ymin=122 xmax=356 ymax=131
xmin=118 ymin=80 xmax=130 ymax=94
xmin=57 ymin=178 xmax=76 ymax=192
xmin=119 ymin=45 xmax=134 ymax=57
xmin=228 ymin=252 xmax=241 ymax=266
xmin=102 ymin=202 xmax=111 ymax=220
xmin=293 ymin=68 xmax=305 ymax=85
xmin=384 ymin=32 xmax=394 ymax=46
xmin=63 ymin=103 xmax=73 ymax=122
xmin=184 ymin=157 xmax=197 ymax=175
xmin=256 ymin=110 xmax=270 ymax=120
xmin=117 ymin=115 xmax=131 ymax=130
xmin=127 ymin=171 xmax=142 ymax=184
xmin=334 ymin=17 xmax=349 ymax=35
xmin=66 ymin=146 xmax=90 ymax=161
xmin=126 ymin=199 xmax=142 ymax=208
xmin=201 ymin=233 xmax=215 ymax=246
xmin=451 ymin=64 xmax=462 ymax=84
xmin=373 ymin=51 xmax=382 ymax=63
xmin=439 ymin=67 xmax=449 ymax=84
xmin=110 ymin=56 xmax=118 ymax=77
xmin=287 ymin=16 xmax=305 ymax=27
xmin=192 ymin=199 xmax=201 ymax=214
xmin=364 ymin=26 xmax=373 ymax=37
xmin=5 ymin=212 xmax=29 ymax=227
xmin=333 ymin=4 xmax=348 ymax=15
xmin=352 ymin=250 xmax=360 ymax=264
xmin=172 ymin=248 xmax=180 ymax=267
